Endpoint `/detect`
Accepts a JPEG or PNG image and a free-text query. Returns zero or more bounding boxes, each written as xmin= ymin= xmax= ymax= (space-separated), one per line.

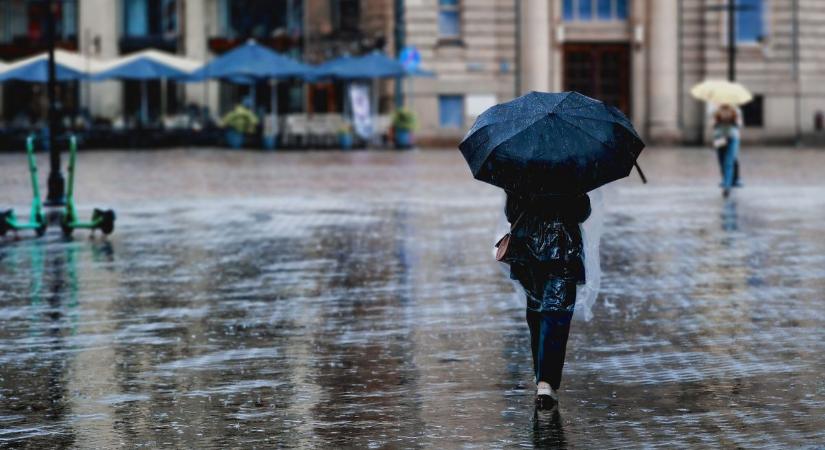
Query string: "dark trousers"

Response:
xmin=527 ymin=309 xmax=574 ymax=390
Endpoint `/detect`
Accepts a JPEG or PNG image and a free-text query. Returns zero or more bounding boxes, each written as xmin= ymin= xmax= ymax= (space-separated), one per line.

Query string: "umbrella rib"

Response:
xmin=555 ymin=115 xmax=613 ymax=147
xmin=463 ymin=111 xmax=552 ymax=145
xmin=463 ymin=112 xmax=552 ymax=171
xmin=554 ymin=116 xmax=640 ymax=189
xmin=555 ymin=115 xmax=639 ymax=166
xmin=555 ymin=102 xmax=603 ymax=113
xmin=550 ymin=91 xmax=574 ymax=113
xmin=473 ymin=115 xmax=569 ymax=178
xmin=562 ymin=113 xmax=638 ymax=137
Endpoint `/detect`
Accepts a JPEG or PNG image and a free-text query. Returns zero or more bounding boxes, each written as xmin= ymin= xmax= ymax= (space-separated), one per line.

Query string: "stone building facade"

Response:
xmin=407 ymin=0 xmax=825 ymax=145
xmin=1 ymin=0 xmax=823 ymax=145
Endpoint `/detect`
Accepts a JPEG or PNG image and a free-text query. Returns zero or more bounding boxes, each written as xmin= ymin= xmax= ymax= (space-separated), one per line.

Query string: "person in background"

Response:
xmin=712 ymin=103 xmax=742 ymax=197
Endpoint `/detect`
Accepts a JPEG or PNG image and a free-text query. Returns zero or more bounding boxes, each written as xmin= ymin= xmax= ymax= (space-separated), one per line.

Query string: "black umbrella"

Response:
xmin=458 ymin=91 xmax=646 ymax=195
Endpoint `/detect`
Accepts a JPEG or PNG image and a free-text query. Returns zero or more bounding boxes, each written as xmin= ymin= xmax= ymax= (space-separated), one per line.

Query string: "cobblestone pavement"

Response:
xmin=0 ymin=147 xmax=824 ymax=448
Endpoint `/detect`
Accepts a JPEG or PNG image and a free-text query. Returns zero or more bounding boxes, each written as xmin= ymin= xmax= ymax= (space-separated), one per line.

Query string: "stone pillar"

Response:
xmin=184 ymin=0 xmax=220 ymax=118
xmin=79 ymin=0 xmax=121 ymax=119
xmin=647 ymin=0 xmax=681 ymax=142
xmin=520 ymin=0 xmax=550 ymax=93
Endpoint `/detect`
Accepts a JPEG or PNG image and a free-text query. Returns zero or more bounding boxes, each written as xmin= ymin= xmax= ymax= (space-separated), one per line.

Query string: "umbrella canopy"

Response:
xmin=186 ymin=40 xmax=313 ymax=81
xmin=92 ymin=49 xmax=201 ymax=80
xmin=314 ymin=51 xmax=406 ymax=80
xmin=691 ymin=80 xmax=753 ymax=106
xmin=459 ymin=91 xmax=645 ymax=196
xmin=0 ymin=49 xmax=101 ymax=82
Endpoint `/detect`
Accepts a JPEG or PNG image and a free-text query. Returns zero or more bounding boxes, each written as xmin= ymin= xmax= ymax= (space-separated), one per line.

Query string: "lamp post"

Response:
xmin=792 ymin=0 xmax=801 ymax=146
xmin=708 ymin=0 xmax=752 ymax=82
xmin=45 ymin=0 xmax=65 ymax=206
xmin=727 ymin=0 xmax=736 ymax=81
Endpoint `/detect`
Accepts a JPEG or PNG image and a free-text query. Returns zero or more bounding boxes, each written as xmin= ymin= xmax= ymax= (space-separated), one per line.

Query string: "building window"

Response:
xmin=736 ymin=0 xmax=765 ymax=43
xmin=330 ymin=0 xmax=360 ymax=34
xmin=123 ymin=0 xmax=177 ymax=38
xmin=563 ymin=0 xmax=628 ymax=22
xmin=742 ymin=94 xmax=763 ymax=127
xmin=219 ymin=0 xmax=291 ymax=39
xmin=0 ymin=0 xmax=78 ymax=44
xmin=438 ymin=0 xmax=460 ymax=39
xmin=439 ymin=95 xmax=464 ymax=129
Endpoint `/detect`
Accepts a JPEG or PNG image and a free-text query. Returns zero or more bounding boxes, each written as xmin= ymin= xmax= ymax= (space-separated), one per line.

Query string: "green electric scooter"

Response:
xmin=60 ymin=136 xmax=116 ymax=237
xmin=0 ymin=136 xmax=48 ymax=238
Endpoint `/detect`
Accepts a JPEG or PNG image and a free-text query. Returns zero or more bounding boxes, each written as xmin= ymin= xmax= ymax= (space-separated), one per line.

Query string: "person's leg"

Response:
xmin=526 ymin=308 xmax=541 ymax=380
xmin=533 ymin=278 xmax=577 ymax=390
xmin=716 ymin=145 xmax=726 ymax=180
xmin=733 ymin=159 xmax=742 ymax=187
xmin=534 ymin=310 xmax=574 ymax=390
xmin=722 ymin=134 xmax=740 ymax=191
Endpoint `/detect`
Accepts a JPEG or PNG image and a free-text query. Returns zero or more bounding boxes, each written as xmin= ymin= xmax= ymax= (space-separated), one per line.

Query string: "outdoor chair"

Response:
xmin=283 ymin=114 xmax=309 ymax=148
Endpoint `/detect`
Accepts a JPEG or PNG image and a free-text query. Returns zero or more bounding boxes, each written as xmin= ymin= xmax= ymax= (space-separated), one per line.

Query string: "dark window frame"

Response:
xmin=741 ymin=94 xmax=764 ymax=128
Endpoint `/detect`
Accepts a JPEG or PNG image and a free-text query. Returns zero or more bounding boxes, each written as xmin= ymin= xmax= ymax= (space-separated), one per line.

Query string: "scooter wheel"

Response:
xmin=35 ymin=212 xmax=47 ymax=237
xmin=60 ymin=216 xmax=74 ymax=237
xmin=0 ymin=210 xmax=11 ymax=236
xmin=94 ymin=209 xmax=116 ymax=235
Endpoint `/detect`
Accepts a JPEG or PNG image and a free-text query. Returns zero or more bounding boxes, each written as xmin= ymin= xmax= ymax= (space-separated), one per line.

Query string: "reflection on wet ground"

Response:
xmin=1 ymin=147 xmax=824 ymax=448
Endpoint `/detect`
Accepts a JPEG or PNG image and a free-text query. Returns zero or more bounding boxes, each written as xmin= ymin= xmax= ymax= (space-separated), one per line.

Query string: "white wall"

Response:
xmin=79 ymin=0 xmax=121 ymax=119
xmin=184 ymin=0 xmax=220 ymax=119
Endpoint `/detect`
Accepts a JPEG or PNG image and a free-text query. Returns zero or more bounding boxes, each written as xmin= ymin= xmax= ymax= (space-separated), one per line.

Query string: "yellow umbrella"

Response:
xmin=691 ymin=79 xmax=753 ymax=106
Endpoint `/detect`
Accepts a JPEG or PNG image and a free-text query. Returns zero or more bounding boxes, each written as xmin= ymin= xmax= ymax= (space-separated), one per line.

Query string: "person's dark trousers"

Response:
xmin=527 ymin=309 xmax=574 ymax=391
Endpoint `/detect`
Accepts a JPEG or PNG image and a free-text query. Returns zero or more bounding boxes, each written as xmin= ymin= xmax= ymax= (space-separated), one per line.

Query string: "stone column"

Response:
xmin=520 ymin=0 xmax=550 ymax=93
xmin=647 ymin=0 xmax=681 ymax=142
xmin=79 ymin=0 xmax=120 ymax=119
xmin=184 ymin=0 xmax=220 ymax=117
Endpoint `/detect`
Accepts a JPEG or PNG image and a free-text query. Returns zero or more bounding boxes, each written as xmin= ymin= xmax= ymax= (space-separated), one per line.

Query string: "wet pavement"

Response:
xmin=1 ymin=146 xmax=824 ymax=448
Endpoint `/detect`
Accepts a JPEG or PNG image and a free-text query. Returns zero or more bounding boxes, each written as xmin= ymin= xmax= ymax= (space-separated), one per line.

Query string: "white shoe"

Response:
xmin=536 ymin=384 xmax=559 ymax=401
xmin=536 ymin=382 xmax=559 ymax=410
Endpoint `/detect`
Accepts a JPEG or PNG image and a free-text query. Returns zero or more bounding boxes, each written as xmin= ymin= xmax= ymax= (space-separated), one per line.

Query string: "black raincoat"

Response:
xmin=504 ymin=193 xmax=591 ymax=313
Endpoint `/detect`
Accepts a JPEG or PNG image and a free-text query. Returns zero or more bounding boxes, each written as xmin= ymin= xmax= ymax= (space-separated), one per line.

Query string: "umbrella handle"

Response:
xmin=634 ymin=161 xmax=648 ymax=184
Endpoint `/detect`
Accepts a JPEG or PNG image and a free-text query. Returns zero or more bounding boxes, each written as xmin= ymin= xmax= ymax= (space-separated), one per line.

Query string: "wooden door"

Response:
xmin=563 ymin=43 xmax=631 ymax=115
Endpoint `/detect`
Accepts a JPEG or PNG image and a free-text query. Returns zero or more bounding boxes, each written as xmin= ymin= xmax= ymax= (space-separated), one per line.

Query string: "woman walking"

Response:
xmin=457 ymin=91 xmax=645 ymax=409
xmin=713 ymin=103 xmax=743 ymax=197
xmin=502 ymin=192 xmax=591 ymax=408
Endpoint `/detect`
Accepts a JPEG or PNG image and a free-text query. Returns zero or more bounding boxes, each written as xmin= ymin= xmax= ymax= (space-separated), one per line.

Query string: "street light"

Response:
xmin=44 ymin=0 xmax=65 ymax=206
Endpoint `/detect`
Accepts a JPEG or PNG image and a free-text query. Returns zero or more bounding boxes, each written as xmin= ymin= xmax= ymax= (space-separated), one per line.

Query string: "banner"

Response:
xmin=349 ymin=83 xmax=372 ymax=139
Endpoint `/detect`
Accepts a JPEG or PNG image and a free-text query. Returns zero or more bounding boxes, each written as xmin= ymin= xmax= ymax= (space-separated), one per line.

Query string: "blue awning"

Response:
xmin=186 ymin=40 xmax=314 ymax=82
xmin=0 ymin=51 xmax=88 ymax=83
xmin=313 ymin=51 xmax=407 ymax=80
xmin=92 ymin=50 xmax=200 ymax=80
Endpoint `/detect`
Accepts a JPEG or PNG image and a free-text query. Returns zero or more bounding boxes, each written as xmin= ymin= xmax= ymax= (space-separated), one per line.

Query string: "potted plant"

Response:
xmin=221 ymin=104 xmax=259 ymax=149
xmin=392 ymin=108 xmax=417 ymax=149
xmin=338 ymin=123 xmax=354 ymax=150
